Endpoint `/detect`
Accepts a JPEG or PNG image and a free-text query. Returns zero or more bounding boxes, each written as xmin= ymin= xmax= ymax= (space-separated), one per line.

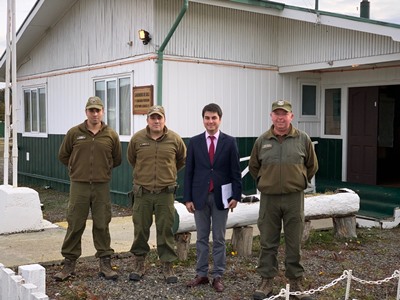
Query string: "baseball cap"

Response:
xmin=272 ymin=100 xmax=292 ymax=112
xmin=147 ymin=105 xmax=165 ymax=117
xmin=86 ymin=96 xmax=104 ymax=109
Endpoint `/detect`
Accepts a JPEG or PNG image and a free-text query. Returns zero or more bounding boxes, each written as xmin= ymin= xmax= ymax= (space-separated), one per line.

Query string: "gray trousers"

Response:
xmin=194 ymin=193 xmax=229 ymax=278
xmin=257 ymin=191 xmax=305 ymax=279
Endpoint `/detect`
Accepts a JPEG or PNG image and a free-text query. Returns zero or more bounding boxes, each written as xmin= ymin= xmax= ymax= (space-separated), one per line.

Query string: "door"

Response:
xmin=347 ymin=87 xmax=379 ymax=184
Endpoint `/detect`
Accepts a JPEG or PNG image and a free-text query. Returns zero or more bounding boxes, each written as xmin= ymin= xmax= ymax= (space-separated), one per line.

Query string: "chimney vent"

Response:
xmin=360 ymin=0 xmax=370 ymax=18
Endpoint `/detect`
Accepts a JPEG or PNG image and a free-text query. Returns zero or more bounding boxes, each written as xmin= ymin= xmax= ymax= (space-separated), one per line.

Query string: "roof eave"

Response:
xmin=190 ymin=0 xmax=400 ymax=42
xmin=0 ymin=0 xmax=78 ymax=81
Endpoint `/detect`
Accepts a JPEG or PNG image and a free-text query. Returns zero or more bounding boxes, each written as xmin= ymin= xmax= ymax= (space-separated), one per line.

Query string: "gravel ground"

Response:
xmin=40 ymin=227 xmax=400 ymax=300
xmin=17 ymin=185 xmax=400 ymax=299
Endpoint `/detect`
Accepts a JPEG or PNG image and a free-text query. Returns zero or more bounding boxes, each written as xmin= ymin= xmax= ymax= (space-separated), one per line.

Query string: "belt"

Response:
xmin=142 ymin=187 xmax=169 ymax=194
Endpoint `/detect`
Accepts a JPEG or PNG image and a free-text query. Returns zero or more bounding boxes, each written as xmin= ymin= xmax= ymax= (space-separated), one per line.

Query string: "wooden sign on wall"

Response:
xmin=132 ymin=85 xmax=153 ymax=114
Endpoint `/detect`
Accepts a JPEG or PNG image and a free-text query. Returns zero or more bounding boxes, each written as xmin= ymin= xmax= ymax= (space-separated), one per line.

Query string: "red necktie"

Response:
xmin=208 ymin=136 xmax=215 ymax=192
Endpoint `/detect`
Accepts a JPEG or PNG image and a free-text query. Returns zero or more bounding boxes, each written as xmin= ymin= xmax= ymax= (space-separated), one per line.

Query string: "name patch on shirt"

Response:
xmin=77 ymin=135 xmax=86 ymax=140
xmin=139 ymin=142 xmax=150 ymax=147
xmin=262 ymin=144 xmax=273 ymax=150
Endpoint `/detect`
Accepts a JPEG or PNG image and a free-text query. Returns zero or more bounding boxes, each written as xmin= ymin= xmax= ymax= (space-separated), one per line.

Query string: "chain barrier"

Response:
xmin=265 ymin=269 xmax=400 ymax=300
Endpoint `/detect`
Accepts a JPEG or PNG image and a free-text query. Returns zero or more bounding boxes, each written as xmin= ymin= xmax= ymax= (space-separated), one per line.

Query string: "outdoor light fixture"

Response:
xmin=138 ymin=29 xmax=151 ymax=45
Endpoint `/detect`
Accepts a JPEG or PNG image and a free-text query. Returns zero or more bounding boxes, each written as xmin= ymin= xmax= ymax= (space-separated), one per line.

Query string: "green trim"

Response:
xmin=172 ymin=209 xmax=180 ymax=234
xmin=283 ymin=4 xmax=400 ymax=28
xmin=0 ymin=122 xmax=4 ymax=138
xmin=17 ymin=133 xmax=399 ymax=219
xmin=230 ymin=0 xmax=400 ymax=28
xmin=18 ymin=171 xmax=70 ymax=185
xmin=16 ymin=134 xmax=343 ymax=206
xmin=229 ymin=0 xmax=285 ymax=10
xmin=312 ymin=138 xmax=342 ymax=181
xmin=316 ymin=179 xmax=400 ymax=219
xmin=157 ymin=0 xmax=189 ymax=106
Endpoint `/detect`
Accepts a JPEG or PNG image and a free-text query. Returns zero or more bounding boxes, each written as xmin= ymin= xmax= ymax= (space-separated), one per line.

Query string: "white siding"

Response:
xmin=17 ymin=0 xmax=400 ymax=78
xmin=162 ymin=60 xmax=310 ymax=138
xmin=277 ymin=18 xmax=400 ymax=67
xmin=14 ymin=0 xmax=400 ymax=141
xmin=154 ymin=0 xmax=400 ymax=68
xmin=155 ymin=0 xmax=278 ymax=66
xmin=18 ymin=59 xmax=155 ymax=142
xmin=18 ymin=0 xmax=155 ymax=77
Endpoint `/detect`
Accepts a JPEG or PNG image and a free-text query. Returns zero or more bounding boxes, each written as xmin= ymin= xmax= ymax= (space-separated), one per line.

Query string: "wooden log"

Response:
xmin=174 ymin=232 xmax=191 ymax=261
xmin=231 ymin=226 xmax=253 ymax=256
xmin=302 ymin=220 xmax=312 ymax=243
xmin=333 ymin=215 xmax=357 ymax=238
xmin=174 ymin=189 xmax=360 ymax=234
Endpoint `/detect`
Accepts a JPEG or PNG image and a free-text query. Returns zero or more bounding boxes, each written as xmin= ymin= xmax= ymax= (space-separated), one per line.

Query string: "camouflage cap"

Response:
xmin=147 ymin=105 xmax=165 ymax=117
xmin=86 ymin=96 xmax=104 ymax=110
xmin=272 ymin=100 xmax=292 ymax=112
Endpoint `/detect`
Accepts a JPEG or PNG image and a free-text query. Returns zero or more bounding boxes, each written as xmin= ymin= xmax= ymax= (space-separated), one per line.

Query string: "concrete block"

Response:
xmin=0 ymin=185 xmax=44 ymax=234
xmin=18 ymin=264 xmax=46 ymax=294
xmin=0 ymin=267 xmax=15 ymax=300
xmin=31 ymin=292 xmax=49 ymax=299
xmin=10 ymin=274 xmax=23 ymax=300
xmin=21 ymin=283 xmax=38 ymax=300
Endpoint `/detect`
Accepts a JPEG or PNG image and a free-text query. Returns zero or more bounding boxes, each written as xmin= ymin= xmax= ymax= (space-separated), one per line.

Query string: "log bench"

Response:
xmin=173 ymin=188 xmax=360 ymax=259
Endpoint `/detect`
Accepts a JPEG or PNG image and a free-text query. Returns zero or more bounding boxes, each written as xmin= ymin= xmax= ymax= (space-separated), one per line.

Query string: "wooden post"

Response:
xmin=333 ymin=215 xmax=357 ymax=238
xmin=175 ymin=232 xmax=191 ymax=261
xmin=231 ymin=226 xmax=253 ymax=256
xmin=302 ymin=220 xmax=312 ymax=244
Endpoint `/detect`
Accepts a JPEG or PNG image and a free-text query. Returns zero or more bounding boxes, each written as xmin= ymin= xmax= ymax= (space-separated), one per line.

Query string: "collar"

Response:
xmin=205 ymin=130 xmax=220 ymax=140
xmin=266 ymin=124 xmax=298 ymax=139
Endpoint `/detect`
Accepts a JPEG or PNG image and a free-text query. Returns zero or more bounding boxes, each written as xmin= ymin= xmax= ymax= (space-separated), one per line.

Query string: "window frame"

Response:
xmin=22 ymin=84 xmax=48 ymax=138
xmin=323 ymin=87 xmax=342 ymax=136
xmin=93 ymin=73 xmax=133 ymax=138
xmin=321 ymin=86 xmax=344 ymax=139
xmin=298 ymin=80 xmax=320 ymax=122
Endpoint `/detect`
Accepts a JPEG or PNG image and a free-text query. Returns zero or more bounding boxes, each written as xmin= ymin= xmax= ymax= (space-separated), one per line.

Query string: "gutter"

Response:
xmin=156 ymin=0 xmax=189 ymax=106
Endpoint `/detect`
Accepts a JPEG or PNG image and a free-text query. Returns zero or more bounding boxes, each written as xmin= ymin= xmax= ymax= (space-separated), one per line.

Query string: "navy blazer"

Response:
xmin=183 ymin=131 xmax=242 ymax=210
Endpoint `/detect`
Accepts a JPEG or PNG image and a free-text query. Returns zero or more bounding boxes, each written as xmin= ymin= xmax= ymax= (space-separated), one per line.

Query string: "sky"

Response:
xmin=0 ymin=0 xmax=399 ymax=62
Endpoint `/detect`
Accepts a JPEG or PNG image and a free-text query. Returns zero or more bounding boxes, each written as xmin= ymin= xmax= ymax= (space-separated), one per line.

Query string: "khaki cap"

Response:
xmin=86 ymin=96 xmax=104 ymax=109
xmin=272 ymin=100 xmax=292 ymax=112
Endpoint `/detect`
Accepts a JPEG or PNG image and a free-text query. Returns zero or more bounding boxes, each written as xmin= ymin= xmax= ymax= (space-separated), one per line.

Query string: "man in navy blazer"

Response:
xmin=184 ymin=103 xmax=242 ymax=292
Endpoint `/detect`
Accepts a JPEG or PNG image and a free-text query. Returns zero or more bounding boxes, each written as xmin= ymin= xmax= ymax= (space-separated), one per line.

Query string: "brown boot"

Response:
xmin=99 ymin=256 xmax=118 ymax=280
xmin=289 ymin=277 xmax=313 ymax=300
xmin=253 ymin=277 xmax=274 ymax=300
xmin=129 ymin=255 xmax=145 ymax=281
xmin=54 ymin=258 xmax=76 ymax=281
xmin=163 ymin=261 xmax=177 ymax=284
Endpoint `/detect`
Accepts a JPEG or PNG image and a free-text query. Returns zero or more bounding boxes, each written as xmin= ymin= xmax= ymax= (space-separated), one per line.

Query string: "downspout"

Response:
xmin=156 ymin=0 xmax=188 ymax=106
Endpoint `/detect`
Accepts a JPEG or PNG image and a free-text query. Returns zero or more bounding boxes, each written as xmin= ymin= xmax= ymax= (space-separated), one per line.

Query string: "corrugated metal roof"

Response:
xmin=192 ymin=0 xmax=400 ymax=41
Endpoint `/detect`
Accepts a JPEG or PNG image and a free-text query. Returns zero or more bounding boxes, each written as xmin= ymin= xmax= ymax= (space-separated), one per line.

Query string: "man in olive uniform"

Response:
xmin=249 ymin=100 xmax=318 ymax=300
xmin=127 ymin=105 xmax=186 ymax=284
xmin=55 ymin=96 xmax=122 ymax=281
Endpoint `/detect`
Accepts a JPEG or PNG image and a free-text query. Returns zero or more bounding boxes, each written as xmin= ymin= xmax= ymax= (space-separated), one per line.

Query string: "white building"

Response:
xmin=1 ymin=0 xmax=399 ymax=216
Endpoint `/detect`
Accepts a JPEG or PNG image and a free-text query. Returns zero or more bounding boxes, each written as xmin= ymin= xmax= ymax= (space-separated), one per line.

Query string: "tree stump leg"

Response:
xmin=175 ymin=232 xmax=191 ymax=261
xmin=302 ymin=220 xmax=312 ymax=244
xmin=333 ymin=215 xmax=357 ymax=238
xmin=231 ymin=226 xmax=253 ymax=257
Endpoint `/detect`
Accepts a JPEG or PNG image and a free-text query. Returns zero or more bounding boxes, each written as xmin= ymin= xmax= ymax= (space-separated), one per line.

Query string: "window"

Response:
xmin=24 ymin=87 xmax=47 ymax=134
xmin=95 ymin=76 xmax=131 ymax=136
xmin=324 ymin=88 xmax=341 ymax=135
xmin=302 ymin=84 xmax=317 ymax=116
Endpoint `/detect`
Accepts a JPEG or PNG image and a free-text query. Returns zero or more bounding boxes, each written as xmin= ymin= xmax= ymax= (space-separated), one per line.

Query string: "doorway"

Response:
xmin=347 ymin=85 xmax=400 ymax=187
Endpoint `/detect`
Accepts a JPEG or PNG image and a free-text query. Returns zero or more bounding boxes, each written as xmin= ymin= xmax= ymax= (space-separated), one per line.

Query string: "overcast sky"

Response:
xmin=0 ymin=0 xmax=400 ymax=60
